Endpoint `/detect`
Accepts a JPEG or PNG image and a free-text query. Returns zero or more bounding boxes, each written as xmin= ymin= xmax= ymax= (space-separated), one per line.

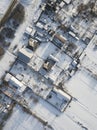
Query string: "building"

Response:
xmin=63 ymin=0 xmax=71 ymax=4
xmin=4 ymin=73 xmax=26 ymax=93
xmin=52 ymin=33 xmax=67 ymax=49
xmin=27 ymin=38 xmax=39 ymax=51
xmin=18 ymin=48 xmax=33 ymax=63
xmin=24 ymin=26 xmax=33 ymax=37
xmin=43 ymin=57 xmax=56 ymax=71
xmin=46 ymin=88 xmax=71 ymax=112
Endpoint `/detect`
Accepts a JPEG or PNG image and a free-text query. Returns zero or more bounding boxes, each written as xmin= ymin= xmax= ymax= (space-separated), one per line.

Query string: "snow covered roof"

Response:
xmin=63 ymin=0 xmax=71 ymax=4
xmin=18 ymin=48 xmax=33 ymax=63
xmin=25 ymin=27 xmax=33 ymax=35
xmin=46 ymin=88 xmax=71 ymax=112
xmin=5 ymin=73 xmax=26 ymax=92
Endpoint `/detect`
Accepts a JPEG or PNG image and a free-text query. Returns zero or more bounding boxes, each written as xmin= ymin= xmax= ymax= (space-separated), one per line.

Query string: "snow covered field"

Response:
xmin=3 ymin=105 xmax=53 ymax=130
xmin=66 ymin=68 xmax=97 ymax=116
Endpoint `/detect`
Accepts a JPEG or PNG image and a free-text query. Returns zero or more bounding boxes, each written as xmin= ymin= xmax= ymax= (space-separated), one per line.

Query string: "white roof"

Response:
xmin=63 ymin=0 xmax=71 ymax=4
xmin=19 ymin=48 xmax=33 ymax=58
xmin=10 ymin=76 xmax=26 ymax=92
xmin=4 ymin=73 xmax=26 ymax=92
xmin=25 ymin=27 xmax=33 ymax=35
xmin=4 ymin=73 xmax=12 ymax=82
xmin=36 ymin=22 xmax=44 ymax=29
xmin=53 ymin=87 xmax=71 ymax=101
xmin=46 ymin=88 xmax=71 ymax=111
xmin=46 ymin=65 xmax=62 ymax=82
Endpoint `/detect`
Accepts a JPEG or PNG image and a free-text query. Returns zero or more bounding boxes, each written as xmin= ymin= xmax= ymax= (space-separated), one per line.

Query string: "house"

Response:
xmin=4 ymin=73 xmax=26 ymax=93
xmin=45 ymin=65 xmax=62 ymax=84
xmin=18 ymin=47 xmax=33 ymax=63
xmin=27 ymin=38 xmax=39 ymax=51
xmin=68 ymin=31 xmax=79 ymax=40
xmin=59 ymin=1 xmax=65 ymax=8
xmin=36 ymin=22 xmax=44 ymax=29
xmin=63 ymin=0 xmax=71 ymax=4
xmin=24 ymin=26 xmax=33 ymax=37
xmin=54 ymin=33 xmax=67 ymax=43
xmin=43 ymin=56 xmax=56 ymax=71
xmin=52 ymin=33 xmax=67 ymax=49
xmin=39 ymin=55 xmax=58 ymax=78
xmin=46 ymin=88 xmax=71 ymax=112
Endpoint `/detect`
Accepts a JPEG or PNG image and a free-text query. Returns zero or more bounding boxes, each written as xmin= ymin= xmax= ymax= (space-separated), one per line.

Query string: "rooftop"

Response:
xmin=46 ymin=88 xmax=71 ymax=112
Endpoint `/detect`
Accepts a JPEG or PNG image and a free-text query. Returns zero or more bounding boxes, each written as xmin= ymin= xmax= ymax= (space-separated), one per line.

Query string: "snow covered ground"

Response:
xmin=0 ymin=0 xmax=12 ymax=20
xmin=0 ymin=51 xmax=16 ymax=81
xmin=3 ymin=105 xmax=53 ymax=130
xmin=27 ymin=68 xmax=97 ymax=130
xmin=65 ymin=68 xmax=97 ymax=115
